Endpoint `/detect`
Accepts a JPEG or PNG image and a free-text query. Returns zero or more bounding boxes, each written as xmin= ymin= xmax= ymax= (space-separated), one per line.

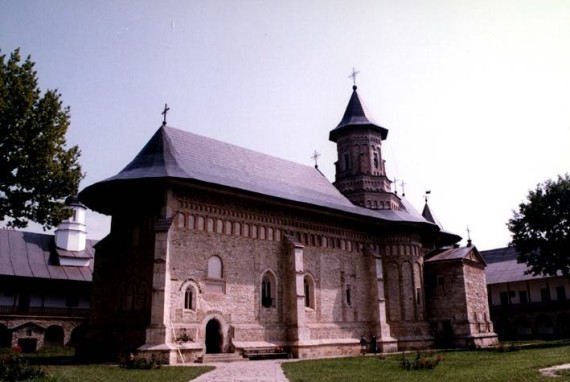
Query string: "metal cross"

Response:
xmin=400 ymin=180 xmax=407 ymax=197
xmin=348 ymin=67 xmax=360 ymax=87
xmin=424 ymin=190 xmax=431 ymax=203
xmin=161 ymin=103 xmax=170 ymax=126
xmin=311 ymin=150 xmax=321 ymax=168
xmin=393 ymin=177 xmax=398 ymax=194
xmin=466 ymin=225 xmax=472 ymax=241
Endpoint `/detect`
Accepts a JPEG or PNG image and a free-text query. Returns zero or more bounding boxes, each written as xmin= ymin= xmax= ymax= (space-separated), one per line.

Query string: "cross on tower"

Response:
xmin=348 ymin=67 xmax=360 ymax=87
xmin=400 ymin=180 xmax=407 ymax=197
xmin=424 ymin=190 xmax=431 ymax=203
xmin=161 ymin=103 xmax=170 ymax=126
xmin=311 ymin=150 xmax=321 ymax=168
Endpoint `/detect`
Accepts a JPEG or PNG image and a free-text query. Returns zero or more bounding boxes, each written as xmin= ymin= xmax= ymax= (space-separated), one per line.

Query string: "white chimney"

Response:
xmin=54 ymin=196 xmax=87 ymax=252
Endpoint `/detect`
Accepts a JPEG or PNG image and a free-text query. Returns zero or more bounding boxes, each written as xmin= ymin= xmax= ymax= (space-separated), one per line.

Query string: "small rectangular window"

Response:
xmin=500 ymin=291 xmax=509 ymax=306
xmin=556 ymin=286 xmax=566 ymax=301
xmin=346 ymin=285 xmax=352 ymax=306
xmin=66 ymin=295 xmax=79 ymax=308
xmin=519 ymin=291 xmax=528 ymax=304
xmin=541 ymin=288 xmax=551 ymax=302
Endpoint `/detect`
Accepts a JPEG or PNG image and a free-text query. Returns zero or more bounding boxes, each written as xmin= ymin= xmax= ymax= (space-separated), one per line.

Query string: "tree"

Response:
xmin=508 ymin=174 xmax=570 ymax=278
xmin=0 ymin=48 xmax=83 ymax=230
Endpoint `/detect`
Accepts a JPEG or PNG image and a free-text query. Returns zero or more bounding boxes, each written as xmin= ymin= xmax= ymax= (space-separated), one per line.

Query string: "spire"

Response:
xmin=422 ymin=200 xmax=443 ymax=229
xmin=329 ymin=86 xmax=388 ymax=142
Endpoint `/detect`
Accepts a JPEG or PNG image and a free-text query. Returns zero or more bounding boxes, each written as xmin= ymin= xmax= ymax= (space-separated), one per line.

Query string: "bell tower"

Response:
xmin=329 ymin=85 xmax=401 ymax=210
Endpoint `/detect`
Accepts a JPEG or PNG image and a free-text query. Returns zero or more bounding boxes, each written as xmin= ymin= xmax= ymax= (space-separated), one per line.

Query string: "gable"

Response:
xmin=425 ymin=245 xmax=487 ymax=266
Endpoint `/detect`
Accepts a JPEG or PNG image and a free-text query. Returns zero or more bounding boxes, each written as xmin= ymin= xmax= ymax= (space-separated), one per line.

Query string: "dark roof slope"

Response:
xmin=329 ymin=86 xmax=388 ymax=141
xmin=80 ymin=126 xmax=450 ymax=229
xmin=425 ymin=245 xmax=486 ymax=265
xmin=0 ymin=229 xmax=95 ymax=282
xmin=479 ymin=246 xmax=557 ymax=284
xmin=422 ymin=202 xmax=443 ymax=229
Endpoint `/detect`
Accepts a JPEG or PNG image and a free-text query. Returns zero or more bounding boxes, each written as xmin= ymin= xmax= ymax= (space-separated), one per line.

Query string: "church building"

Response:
xmin=78 ymin=84 xmax=497 ymax=363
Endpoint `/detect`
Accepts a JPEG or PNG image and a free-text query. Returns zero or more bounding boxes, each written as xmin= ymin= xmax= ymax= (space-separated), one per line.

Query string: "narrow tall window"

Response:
xmin=304 ymin=279 xmax=310 ymax=307
xmin=261 ymin=274 xmax=274 ymax=308
xmin=304 ymin=276 xmax=315 ymax=309
xmin=184 ymin=288 xmax=193 ymax=310
xmin=346 ymin=285 xmax=352 ymax=306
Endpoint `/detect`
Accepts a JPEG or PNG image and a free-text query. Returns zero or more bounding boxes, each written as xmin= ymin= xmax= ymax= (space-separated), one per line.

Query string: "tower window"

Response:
xmin=346 ymin=285 xmax=352 ymax=306
xmin=373 ymin=152 xmax=379 ymax=169
xmin=343 ymin=153 xmax=351 ymax=170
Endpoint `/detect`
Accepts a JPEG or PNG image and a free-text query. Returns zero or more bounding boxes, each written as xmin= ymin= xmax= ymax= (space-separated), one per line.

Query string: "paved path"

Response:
xmin=540 ymin=363 xmax=570 ymax=378
xmin=190 ymin=360 xmax=289 ymax=382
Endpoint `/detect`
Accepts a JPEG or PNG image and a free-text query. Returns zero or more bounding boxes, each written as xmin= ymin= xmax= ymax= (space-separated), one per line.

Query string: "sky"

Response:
xmin=1 ymin=0 xmax=569 ymax=250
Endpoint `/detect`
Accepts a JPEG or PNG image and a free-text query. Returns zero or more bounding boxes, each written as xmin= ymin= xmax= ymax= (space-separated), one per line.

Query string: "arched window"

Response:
xmin=117 ymin=285 xmax=126 ymax=311
xmin=177 ymin=213 xmax=185 ymax=228
xmin=261 ymin=271 xmax=276 ymax=308
xmin=208 ymin=256 xmax=223 ymax=279
xmin=304 ymin=275 xmax=315 ymax=309
xmin=184 ymin=285 xmax=197 ymax=310
xmin=125 ymin=284 xmax=135 ymax=311
xmin=44 ymin=326 xmax=64 ymax=348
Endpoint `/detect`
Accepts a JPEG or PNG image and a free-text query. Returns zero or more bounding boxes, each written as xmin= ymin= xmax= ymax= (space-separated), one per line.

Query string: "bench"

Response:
xmin=243 ymin=347 xmax=289 ymax=360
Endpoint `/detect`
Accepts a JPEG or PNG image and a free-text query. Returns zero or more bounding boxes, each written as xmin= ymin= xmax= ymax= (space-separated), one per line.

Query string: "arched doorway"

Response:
xmin=0 ymin=324 xmax=11 ymax=348
xmin=44 ymin=325 xmax=65 ymax=348
xmin=205 ymin=319 xmax=222 ymax=354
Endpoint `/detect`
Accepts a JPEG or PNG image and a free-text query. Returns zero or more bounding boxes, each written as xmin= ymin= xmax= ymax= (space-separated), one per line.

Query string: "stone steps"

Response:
xmin=196 ymin=352 xmax=247 ymax=363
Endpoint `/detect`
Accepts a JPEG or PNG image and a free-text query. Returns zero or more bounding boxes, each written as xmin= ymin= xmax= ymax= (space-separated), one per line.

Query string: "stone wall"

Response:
xmin=167 ymin=187 xmax=380 ymax=352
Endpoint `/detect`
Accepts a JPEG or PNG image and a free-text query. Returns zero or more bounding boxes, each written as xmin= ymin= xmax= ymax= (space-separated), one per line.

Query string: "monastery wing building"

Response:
xmin=78 ymin=84 xmax=497 ymax=363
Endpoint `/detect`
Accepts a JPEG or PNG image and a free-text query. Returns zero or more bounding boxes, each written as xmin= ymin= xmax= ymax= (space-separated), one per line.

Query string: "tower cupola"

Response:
xmin=54 ymin=195 xmax=87 ymax=252
xmin=330 ymin=85 xmax=400 ymax=210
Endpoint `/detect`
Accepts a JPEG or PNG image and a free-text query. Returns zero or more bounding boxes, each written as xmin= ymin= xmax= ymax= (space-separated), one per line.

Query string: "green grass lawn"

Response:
xmin=34 ymin=364 xmax=214 ymax=382
xmin=8 ymin=343 xmax=569 ymax=381
xmin=282 ymin=345 xmax=570 ymax=382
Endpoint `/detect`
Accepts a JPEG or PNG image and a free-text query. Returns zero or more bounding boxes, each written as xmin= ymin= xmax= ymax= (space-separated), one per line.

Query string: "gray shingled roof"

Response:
xmin=80 ymin=126 xmax=453 ymax=233
xmin=480 ymin=246 xmax=554 ymax=285
xmin=0 ymin=229 xmax=95 ymax=281
xmin=329 ymin=86 xmax=388 ymax=142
